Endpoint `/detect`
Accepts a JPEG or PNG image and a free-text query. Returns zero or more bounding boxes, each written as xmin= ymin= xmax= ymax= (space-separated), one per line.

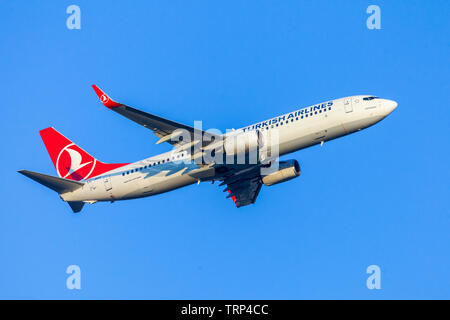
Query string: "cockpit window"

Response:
xmin=363 ymin=96 xmax=379 ymax=101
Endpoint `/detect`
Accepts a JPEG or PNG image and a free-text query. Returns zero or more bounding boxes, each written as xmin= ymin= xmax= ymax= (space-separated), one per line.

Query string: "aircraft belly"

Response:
xmin=148 ymin=174 xmax=197 ymax=196
xmin=342 ymin=115 xmax=385 ymax=133
xmin=113 ymin=174 xmax=147 ymax=199
xmin=278 ymin=121 xmax=336 ymax=155
xmin=62 ymin=181 xmax=110 ymax=202
xmin=114 ymin=170 xmax=197 ymax=200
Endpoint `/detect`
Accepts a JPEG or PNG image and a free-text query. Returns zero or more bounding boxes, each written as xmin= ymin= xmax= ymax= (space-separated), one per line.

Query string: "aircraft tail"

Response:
xmin=18 ymin=170 xmax=85 ymax=213
xmin=39 ymin=127 xmax=128 ymax=181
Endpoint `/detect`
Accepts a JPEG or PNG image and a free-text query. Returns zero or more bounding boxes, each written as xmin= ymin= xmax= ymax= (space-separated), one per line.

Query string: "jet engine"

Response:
xmin=262 ymin=160 xmax=301 ymax=186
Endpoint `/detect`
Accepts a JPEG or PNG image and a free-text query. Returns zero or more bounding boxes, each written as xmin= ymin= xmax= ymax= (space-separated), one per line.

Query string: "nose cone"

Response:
xmin=382 ymin=99 xmax=398 ymax=116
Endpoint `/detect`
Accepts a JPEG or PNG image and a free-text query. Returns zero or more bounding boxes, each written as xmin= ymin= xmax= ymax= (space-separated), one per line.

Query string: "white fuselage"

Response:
xmin=61 ymin=95 xmax=397 ymax=203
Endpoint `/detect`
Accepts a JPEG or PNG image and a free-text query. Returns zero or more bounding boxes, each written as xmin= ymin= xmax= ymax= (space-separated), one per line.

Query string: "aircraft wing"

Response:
xmin=221 ymin=166 xmax=263 ymax=208
xmin=92 ymin=85 xmax=219 ymax=148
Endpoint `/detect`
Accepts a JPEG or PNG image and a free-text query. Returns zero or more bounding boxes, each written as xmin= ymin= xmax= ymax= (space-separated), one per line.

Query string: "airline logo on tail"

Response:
xmin=100 ymin=94 xmax=109 ymax=104
xmin=56 ymin=143 xmax=95 ymax=180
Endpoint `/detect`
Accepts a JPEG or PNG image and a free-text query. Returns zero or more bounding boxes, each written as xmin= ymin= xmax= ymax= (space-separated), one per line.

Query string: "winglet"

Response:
xmin=92 ymin=85 xmax=122 ymax=109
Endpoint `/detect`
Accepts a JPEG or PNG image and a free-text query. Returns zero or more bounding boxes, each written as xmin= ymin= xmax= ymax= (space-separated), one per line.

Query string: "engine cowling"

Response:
xmin=262 ymin=160 xmax=301 ymax=186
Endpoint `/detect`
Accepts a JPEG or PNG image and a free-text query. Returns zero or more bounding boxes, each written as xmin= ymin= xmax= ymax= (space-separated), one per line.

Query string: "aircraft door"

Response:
xmin=103 ymin=176 xmax=112 ymax=192
xmin=344 ymin=98 xmax=353 ymax=113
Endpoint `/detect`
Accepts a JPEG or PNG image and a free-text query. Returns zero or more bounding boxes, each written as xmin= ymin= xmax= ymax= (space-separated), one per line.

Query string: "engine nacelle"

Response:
xmin=262 ymin=160 xmax=301 ymax=186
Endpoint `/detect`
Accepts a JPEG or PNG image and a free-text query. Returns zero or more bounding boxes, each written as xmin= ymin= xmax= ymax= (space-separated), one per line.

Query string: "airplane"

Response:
xmin=19 ymin=85 xmax=397 ymax=213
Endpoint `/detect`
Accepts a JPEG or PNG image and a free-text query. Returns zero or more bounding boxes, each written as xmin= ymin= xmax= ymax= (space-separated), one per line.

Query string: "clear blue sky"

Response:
xmin=1 ymin=0 xmax=449 ymax=299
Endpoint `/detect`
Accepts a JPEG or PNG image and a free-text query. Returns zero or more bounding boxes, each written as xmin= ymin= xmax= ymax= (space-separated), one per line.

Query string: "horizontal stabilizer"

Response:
xmin=18 ymin=170 xmax=84 ymax=194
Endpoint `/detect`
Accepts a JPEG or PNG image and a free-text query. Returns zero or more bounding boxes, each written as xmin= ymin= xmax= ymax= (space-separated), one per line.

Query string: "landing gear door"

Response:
xmin=344 ymin=98 xmax=353 ymax=113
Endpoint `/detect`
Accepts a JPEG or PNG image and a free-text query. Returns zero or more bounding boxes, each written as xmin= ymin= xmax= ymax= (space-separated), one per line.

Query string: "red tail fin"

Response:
xmin=39 ymin=127 xmax=128 ymax=181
